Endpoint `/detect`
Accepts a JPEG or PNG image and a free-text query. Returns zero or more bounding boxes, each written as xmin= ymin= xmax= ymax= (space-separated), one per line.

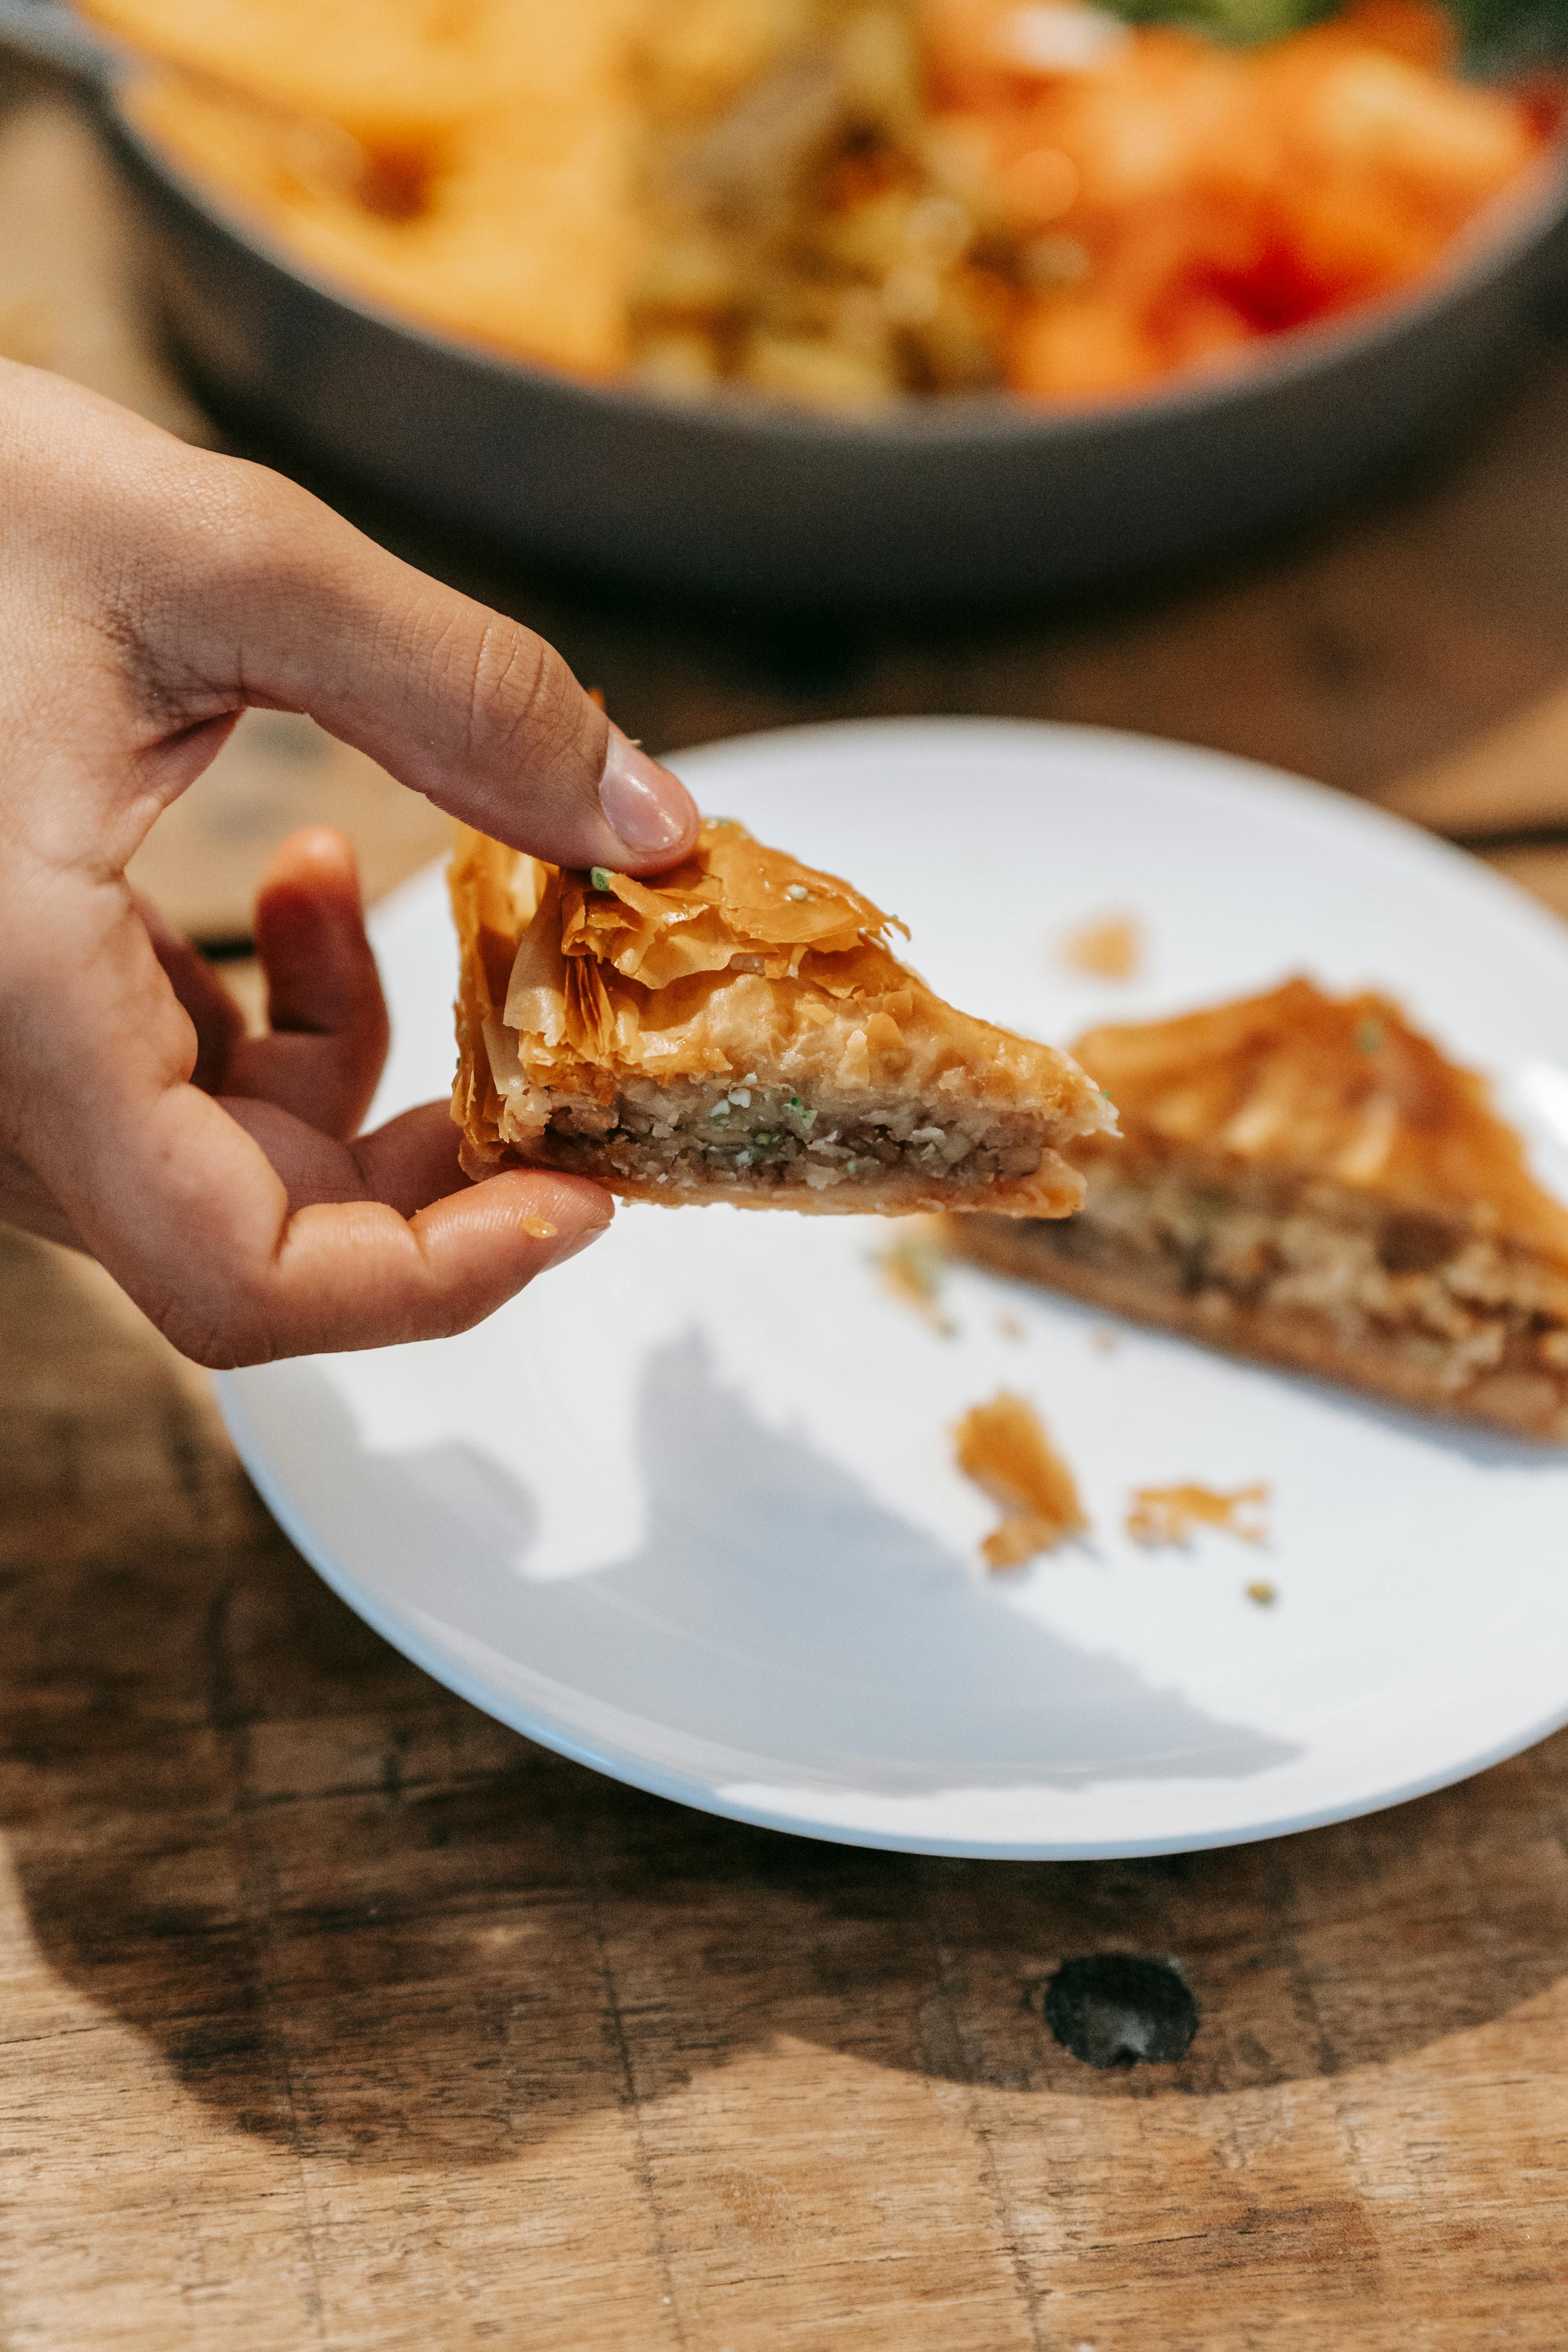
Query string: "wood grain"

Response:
xmin=1372 ymin=684 xmax=1568 ymax=840
xmin=9 ymin=42 xmax=1568 ymax=2352
xmin=5 ymin=1227 xmax=1568 ymax=2350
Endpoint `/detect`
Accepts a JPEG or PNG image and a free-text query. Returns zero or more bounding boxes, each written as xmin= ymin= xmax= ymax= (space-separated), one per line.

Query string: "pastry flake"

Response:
xmin=953 ymin=1390 xmax=1088 ymax=1569
xmin=450 ymin=818 xmax=1112 ymax=1216
xmin=1125 ymin=1482 xmax=1270 ymax=1547
xmin=947 ymin=977 xmax=1568 ymax=1442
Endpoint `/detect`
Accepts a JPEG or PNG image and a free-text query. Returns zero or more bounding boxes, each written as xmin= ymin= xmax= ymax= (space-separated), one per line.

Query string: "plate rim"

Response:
xmin=216 ymin=715 xmax=1568 ymax=1860
xmin=214 ymin=1365 xmax=1568 ymax=1862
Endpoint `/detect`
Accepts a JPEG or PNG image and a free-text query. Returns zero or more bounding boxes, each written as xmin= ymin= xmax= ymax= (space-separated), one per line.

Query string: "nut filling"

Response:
xmin=529 ymin=1078 xmax=1051 ymax=1195
xmin=1038 ymin=1164 xmax=1568 ymax=1407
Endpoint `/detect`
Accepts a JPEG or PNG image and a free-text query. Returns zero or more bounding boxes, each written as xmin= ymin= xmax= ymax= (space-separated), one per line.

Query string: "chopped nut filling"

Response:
xmin=533 ymin=1078 xmax=1049 ymax=1197
xmin=1042 ymin=1163 xmax=1568 ymax=1401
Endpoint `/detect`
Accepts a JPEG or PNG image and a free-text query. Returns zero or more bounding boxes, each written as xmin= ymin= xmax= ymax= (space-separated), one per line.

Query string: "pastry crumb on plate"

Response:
xmin=953 ymin=1390 xmax=1087 ymax=1570
xmin=874 ymin=1227 xmax=956 ymax=1335
xmin=1127 ymin=1482 xmax=1270 ymax=1547
xmin=1060 ymin=912 xmax=1143 ymax=980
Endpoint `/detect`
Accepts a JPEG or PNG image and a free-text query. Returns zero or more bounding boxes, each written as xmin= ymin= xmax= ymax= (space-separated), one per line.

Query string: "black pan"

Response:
xmin=4 ymin=0 xmax=1566 ymax=604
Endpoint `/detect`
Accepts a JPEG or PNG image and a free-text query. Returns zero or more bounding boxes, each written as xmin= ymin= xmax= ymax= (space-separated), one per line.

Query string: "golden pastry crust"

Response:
xmin=1071 ymin=976 xmax=1568 ymax=1257
xmin=450 ymin=819 xmax=1112 ymax=1216
xmin=947 ymin=978 xmax=1568 ymax=1442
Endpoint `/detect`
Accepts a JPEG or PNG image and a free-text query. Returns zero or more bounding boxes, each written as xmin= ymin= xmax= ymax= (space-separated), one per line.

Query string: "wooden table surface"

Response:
xmin=6 ymin=53 xmax=1568 ymax=2352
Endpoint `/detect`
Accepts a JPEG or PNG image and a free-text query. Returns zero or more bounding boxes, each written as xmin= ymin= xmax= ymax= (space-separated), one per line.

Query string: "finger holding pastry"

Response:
xmin=0 ymin=360 xmax=664 ymax=1364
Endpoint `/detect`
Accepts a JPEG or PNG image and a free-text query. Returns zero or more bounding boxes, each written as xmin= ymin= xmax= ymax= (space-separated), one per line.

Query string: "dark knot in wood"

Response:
xmin=1038 ymin=1953 xmax=1200 ymax=2069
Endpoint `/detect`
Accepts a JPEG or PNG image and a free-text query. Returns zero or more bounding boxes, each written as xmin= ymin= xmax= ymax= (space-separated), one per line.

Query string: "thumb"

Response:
xmin=2 ymin=365 xmax=697 ymax=873
xmin=137 ymin=453 xmax=701 ymax=874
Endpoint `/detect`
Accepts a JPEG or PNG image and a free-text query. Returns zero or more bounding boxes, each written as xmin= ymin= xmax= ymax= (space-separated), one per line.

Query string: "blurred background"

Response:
xmin=6 ymin=0 xmax=1568 ymax=965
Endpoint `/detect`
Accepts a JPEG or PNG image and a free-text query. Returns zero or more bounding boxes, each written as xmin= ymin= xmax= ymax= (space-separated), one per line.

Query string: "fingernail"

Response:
xmin=598 ymin=726 xmax=696 ymax=857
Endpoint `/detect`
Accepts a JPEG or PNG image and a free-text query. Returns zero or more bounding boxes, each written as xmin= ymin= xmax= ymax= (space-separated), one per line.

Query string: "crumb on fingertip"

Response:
xmin=523 ymin=1218 xmax=558 ymax=1240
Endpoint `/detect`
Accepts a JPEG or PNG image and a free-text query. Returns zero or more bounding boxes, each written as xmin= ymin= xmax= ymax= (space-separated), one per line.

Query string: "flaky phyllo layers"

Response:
xmin=450 ymin=818 xmax=1112 ymax=1215
xmin=949 ymin=977 xmax=1568 ymax=1440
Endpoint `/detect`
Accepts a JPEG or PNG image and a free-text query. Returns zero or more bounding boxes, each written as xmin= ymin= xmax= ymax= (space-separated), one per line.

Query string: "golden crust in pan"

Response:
xmin=947 ymin=978 xmax=1568 ymax=1442
xmin=450 ymin=818 xmax=1112 ymax=1216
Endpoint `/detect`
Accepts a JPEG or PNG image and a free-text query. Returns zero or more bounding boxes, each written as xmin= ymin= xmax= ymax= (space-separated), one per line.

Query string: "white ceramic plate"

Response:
xmin=215 ymin=719 xmax=1568 ymax=1858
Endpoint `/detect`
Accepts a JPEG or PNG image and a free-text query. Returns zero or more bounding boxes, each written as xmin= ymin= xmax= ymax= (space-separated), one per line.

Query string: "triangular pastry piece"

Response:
xmin=947 ymin=976 xmax=1568 ymax=1440
xmin=450 ymin=818 xmax=1112 ymax=1216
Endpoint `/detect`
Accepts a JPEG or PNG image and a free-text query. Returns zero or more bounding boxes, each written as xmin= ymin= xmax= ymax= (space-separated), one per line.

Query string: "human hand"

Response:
xmin=0 ymin=362 xmax=699 ymax=1366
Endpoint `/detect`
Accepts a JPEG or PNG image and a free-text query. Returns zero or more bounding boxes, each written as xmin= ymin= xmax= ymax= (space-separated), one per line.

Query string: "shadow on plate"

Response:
xmin=6 ymin=1225 xmax=1568 ymax=2172
xmin=290 ymin=1326 xmax=1299 ymax=1798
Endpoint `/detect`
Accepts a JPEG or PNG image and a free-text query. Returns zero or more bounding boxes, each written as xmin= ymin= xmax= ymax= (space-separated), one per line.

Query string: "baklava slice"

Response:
xmin=948 ymin=977 xmax=1568 ymax=1440
xmin=450 ymin=818 xmax=1111 ymax=1215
